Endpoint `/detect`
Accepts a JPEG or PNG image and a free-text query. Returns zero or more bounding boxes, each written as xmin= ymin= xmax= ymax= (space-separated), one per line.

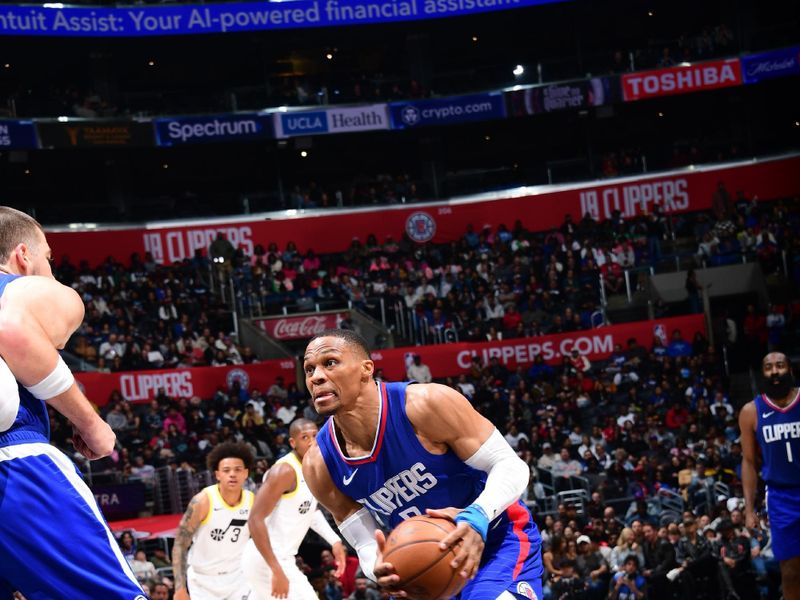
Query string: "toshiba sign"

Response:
xmin=622 ymin=58 xmax=742 ymax=101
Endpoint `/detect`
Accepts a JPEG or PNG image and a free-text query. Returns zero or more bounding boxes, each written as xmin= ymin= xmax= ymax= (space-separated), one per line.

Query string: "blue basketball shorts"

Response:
xmin=457 ymin=502 xmax=544 ymax=600
xmin=766 ymin=485 xmax=800 ymax=562
xmin=0 ymin=442 xmax=148 ymax=600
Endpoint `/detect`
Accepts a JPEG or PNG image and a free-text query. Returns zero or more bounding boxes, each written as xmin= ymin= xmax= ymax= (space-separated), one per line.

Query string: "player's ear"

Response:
xmin=361 ymin=358 xmax=374 ymax=382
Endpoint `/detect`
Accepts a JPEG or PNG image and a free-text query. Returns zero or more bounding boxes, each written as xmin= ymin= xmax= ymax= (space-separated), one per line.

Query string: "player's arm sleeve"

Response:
xmin=464 ymin=428 xmax=530 ymax=521
xmin=338 ymin=507 xmax=379 ymax=582
xmin=310 ymin=509 xmax=342 ymax=547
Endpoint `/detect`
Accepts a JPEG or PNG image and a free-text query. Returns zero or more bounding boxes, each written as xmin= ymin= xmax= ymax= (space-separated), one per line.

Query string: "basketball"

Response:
xmin=382 ymin=516 xmax=466 ymax=600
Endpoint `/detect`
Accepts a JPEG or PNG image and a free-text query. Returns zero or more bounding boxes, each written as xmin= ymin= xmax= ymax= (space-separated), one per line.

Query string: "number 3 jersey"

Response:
xmin=188 ymin=485 xmax=255 ymax=576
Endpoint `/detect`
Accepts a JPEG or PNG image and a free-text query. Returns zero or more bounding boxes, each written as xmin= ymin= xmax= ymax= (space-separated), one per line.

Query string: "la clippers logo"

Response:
xmin=516 ymin=582 xmax=538 ymax=600
xmin=226 ymin=368 xmax=250 ymax=391
xmin=405 ymin=212 xmax=436 ymax=243
xmin=400 ymin=105 xmax=420 ymax=126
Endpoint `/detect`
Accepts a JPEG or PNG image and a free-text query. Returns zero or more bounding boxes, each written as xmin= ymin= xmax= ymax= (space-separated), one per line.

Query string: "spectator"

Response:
xmin=538 ymin=443 xmax=557 ymax=470
xmin=348 ymin=576 xmax=380 ymax=600
xmin=552 ymin=447 xmax=584 ymax=480
xmin=641 ymin=522 xmax=677 ymax=600
xmin=609 ymin=527 xmax=645 ymax=573
xmin=129 ymin=550 xmax=157 ymax=585
xmin=551 ymin=558 xmax=587 ymax=599
xmin=611 ymin=555 xmax=646 ymax=600
xmin=575 ymin=535 xmax=609 ymax=599
xmin=406 ymin=354 xmax=433 ymax=383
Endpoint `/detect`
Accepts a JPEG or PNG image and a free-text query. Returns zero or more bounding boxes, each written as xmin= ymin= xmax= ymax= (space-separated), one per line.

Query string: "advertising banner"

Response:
xmin=46 ymin=154 xmax=800 ymax=266
xmin=0 ymin=119 xmax=38 ymax=149
xmin=154 ymin=113 xmax=272 ymax=146
xmin=93 ymin=483 xmax=146 ymax=518
xmin=37 ymin=120 xmax=154 ymax=148
xmin=371 ymin=315 xmax=705 ymax=380
xmin=48 ymin=156 xmax=800 ymax=265
xmin=0 ymin=0 xmax=565 ymax=37
xmin=254 ymin=312 xmax=350 ymax=340
xmin=741 ymin=46 xmax=800 ymax=84
xmin=273 ymin=104 xmax=389 ymax=138
xmin=622 ymin=58 xmax=742 ymax=101
xmin=75 ymin=360 xmax=296 ymax=406
xmin=389 ymin=93 xmax=505 ymax=129
xmin=506 ymin=76 xmax=621 ymax=116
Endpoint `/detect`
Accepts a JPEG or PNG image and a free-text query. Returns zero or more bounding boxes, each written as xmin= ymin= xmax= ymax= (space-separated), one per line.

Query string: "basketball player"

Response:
xmin=740 ymin=351 xmax=800 ymax=600
xmin=242 ymin=418 xmax=347 ymax=599
xmin=173 ymin=442 xmax=255 ymax=600
xmin=302 ymin=329 xmax=543 ymax=600
xmin=0 ymin=207 xmax=147 ymax=598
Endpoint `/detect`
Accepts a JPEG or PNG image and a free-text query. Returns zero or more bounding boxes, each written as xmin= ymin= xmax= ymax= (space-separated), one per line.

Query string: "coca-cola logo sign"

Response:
xmin=256 ymin=313 xmax=348 ymax=340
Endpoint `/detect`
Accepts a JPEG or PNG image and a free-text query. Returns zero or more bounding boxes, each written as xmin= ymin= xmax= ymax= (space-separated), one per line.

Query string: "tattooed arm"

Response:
xmin=172 ymin=490 xmax=209 ymax=600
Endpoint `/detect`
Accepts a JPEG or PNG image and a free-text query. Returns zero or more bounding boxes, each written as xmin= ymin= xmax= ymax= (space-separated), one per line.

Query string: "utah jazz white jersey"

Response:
xmin=265 ymin=451 xmax=320 ymax=557
xmin=188 ymin=484 xmax=255 ymax=575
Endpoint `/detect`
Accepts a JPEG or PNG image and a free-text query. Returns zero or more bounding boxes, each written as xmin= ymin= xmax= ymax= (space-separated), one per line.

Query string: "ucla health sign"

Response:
xmin=0 ymin=120 xmax=38 ymax=149
xmin=0 ymin=0 xmax=564 ymax=37
xmin=741 ymin=46 xmax=800 ymax=84
xmin=274 ymin=104 xmax=389 ymax=138
xmin=154 ymin=113 xmax=272 ymax=146
xmin=389 ymin=93 xmax=505 ymax=129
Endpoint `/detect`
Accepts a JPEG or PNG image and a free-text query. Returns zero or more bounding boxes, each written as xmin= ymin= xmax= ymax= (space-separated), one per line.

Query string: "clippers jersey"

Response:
xmin=264 ymin=451 xmax=318 ymax=557
xmin=0 ymin=274 xmax=49 ymax=447
xmin=317 ymin=381 xmax=543 ymax=599
xmin=754 ymin=390 xmax=800 ymax=488
xmin=317 ymin=382 xmax=486 ymax=528
xmin=189 ymin=485 xmax=255 ymax=576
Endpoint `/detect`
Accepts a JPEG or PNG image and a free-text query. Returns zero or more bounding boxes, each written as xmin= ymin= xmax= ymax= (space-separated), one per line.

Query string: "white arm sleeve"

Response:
xmin=338 ymin=507 xmax=379 ymax=582
xmin=310 ymin=509 xmax=342 ymax=548
xmin=464 ymin=428 xmax=530 ymax=521
xmin=0 ymin=356 xmax=20 ymax=432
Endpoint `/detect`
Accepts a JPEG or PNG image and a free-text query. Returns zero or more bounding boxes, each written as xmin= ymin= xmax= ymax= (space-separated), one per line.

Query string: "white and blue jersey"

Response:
xmin=754 ymin=390 xmax=800 ymax=561
xmin=0 ymin=273 xmax=147 ymax=599
xmin=317 ymin=381 xmax=543 ymax=599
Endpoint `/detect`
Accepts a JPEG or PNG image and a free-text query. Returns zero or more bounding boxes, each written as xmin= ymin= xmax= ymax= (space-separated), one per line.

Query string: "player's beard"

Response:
xmin=759 ymin=371 xmax=795 ymax=400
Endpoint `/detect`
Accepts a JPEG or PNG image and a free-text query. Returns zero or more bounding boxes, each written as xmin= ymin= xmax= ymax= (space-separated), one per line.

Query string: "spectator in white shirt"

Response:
xmin=129 ymin=550 xmax=157 ymax=585
xmin=406 ymin=354 xmax=433 ymax=383
xmin=537 ymin=443 xmax=557 ymax=470
xmin=98 ymin=332 xmax=125 ymax=361
xmin=504 ymin=423 xmax=529 ymax=450
xmin=456 ymin=374 xmax=475 ymax=400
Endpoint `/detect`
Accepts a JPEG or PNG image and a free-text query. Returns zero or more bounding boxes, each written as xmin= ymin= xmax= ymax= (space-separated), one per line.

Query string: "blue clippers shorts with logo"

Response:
xmin=0 ymin=443 xmax=148 ymax=600
xmin=766 ymin=485 xmax=800 ymax=561
xmin=458 ymin=503 xmax=543 ymax=600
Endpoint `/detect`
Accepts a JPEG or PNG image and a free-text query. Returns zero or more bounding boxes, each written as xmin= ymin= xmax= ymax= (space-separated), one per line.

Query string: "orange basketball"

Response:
xmin=382 ymin=516 xmax=467 ymax=600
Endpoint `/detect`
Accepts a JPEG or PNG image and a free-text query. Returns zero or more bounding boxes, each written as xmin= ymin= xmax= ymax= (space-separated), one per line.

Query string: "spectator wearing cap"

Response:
xmin=538 ymin=443 xmax=557 ymax=470
xmin=576 ymin=535 xmax=609 ymax=599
